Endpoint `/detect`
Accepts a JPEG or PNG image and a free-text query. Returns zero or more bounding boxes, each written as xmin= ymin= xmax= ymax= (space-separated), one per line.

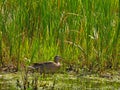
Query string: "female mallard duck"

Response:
xmin=28 ymin=56 xmax=62 ymax=74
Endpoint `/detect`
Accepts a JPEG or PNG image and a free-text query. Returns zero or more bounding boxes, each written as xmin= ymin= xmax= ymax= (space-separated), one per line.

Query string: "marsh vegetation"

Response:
xmin=0 ymin=0 xmax=120 ymax=89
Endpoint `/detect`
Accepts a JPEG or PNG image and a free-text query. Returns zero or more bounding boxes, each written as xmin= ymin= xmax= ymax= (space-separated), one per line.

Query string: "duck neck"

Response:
xmin=56 ymin=62 xmax=60 ymax=66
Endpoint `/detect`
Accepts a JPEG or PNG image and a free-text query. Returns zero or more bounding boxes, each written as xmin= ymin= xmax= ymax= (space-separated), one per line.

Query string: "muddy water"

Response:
xmin=0 ymin=72 xmax=120 ymax=90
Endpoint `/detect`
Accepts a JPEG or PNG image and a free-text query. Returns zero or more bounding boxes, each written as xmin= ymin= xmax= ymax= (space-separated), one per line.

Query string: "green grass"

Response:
xmin=0 ymin=0 xmax=119 ymax=72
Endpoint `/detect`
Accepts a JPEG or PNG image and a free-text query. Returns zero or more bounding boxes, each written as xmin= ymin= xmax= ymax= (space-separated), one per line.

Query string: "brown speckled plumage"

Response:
xmin=28 ymin=56 xmax=62 ymax=73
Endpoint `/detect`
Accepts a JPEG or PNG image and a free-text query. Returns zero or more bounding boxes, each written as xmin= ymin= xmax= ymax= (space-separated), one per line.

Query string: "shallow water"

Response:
xmin=0 ymin=72 xmax=120 ymax=90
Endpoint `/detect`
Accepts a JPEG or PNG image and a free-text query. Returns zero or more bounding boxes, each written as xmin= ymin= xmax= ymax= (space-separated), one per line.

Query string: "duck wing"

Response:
xmin=32 ymin=61 xmax=54 ymax=69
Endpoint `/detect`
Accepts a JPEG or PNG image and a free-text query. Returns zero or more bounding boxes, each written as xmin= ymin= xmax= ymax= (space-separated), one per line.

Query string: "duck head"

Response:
xmin=54 ymin=56 xmax=62 ymax=63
